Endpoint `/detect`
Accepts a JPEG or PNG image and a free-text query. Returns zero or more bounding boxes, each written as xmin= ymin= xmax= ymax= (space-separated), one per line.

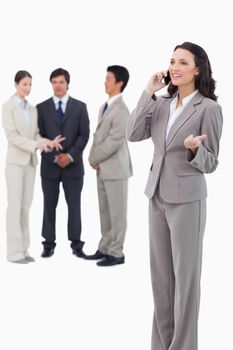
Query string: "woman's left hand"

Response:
xmin=184 ymin=134 xmax=206 ymax=155
xmin=47 ymin=135 xmax=66 ymax=151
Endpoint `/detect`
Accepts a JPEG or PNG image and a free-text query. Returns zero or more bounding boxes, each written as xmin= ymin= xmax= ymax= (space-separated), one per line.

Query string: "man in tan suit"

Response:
xmin=87 ymin=65 xmax=132 ymax=266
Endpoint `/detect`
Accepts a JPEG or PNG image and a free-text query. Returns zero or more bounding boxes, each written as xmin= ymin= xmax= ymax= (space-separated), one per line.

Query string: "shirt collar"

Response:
xmin=107 ymin=93 xmax=122 ymax=106
xmin=53 ymin=94 xmax=69 ymax=105
xmin=13 ymin=94 xmax=29 ymax=109
xmin=172 ymin=90 xmax=198 ymax=108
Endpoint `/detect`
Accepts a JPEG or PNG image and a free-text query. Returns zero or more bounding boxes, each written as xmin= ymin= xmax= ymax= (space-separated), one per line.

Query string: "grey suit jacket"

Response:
xmin=127 ymin=90 xmax=223 ymax=203
xmin=2 ymin=97 xmax=44 ymax=166
xmin=89 ymin=96 xmax=133 ymax=180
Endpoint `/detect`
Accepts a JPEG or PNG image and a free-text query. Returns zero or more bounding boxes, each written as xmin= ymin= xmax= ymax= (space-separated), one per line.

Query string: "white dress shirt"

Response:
xmin=166 ymin=90 xmax=198 ymax=139
xmin=53 ymin=94 xmax=69 ymax=113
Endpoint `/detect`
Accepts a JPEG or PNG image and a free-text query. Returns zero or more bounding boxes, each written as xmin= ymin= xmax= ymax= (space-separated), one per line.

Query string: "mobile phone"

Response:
xmin=163 ymin=71 xmax=171 ymax=85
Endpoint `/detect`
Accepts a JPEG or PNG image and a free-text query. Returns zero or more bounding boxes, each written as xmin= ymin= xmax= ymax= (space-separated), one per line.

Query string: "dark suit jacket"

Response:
xmin=37 ymin=97 xmax=90 ymax=179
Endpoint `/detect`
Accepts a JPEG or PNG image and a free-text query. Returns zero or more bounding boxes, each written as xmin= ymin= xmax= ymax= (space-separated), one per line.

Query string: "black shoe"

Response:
xmin=41 ymin=247 xmax=54 ymax=258
xmin=97 ymin=255 xmax=125 ymax=266
xmin=72 ymin=248 xmax=87 ymax=259
xmin=85 ymin=250 xmax=107 ymax=260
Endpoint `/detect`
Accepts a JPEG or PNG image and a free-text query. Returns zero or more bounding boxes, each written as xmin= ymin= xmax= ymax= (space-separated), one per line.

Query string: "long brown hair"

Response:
xmin=167 ymin=42 xmax=217 ymax=101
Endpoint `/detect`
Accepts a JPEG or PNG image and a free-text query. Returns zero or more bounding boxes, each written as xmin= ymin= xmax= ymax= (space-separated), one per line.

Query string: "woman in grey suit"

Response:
xmin=128 ymin=42 xmax=223 ymax=350
xmin=2 ymin=71 xmax=64 ymax=264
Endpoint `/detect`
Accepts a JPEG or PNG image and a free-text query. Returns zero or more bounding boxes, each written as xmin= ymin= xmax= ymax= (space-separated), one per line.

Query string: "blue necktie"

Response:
xmin=57 ymin=100 xmax=64 ymax=124
xmin=102 ymin=102 xmax=108 ymax=116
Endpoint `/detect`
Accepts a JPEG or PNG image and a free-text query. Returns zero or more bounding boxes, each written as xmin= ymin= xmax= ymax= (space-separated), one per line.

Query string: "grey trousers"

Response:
xmin=97 ymin=174 xmax=128 ymax=257
xmin=149 ymin=191 xmax=206 ymax=350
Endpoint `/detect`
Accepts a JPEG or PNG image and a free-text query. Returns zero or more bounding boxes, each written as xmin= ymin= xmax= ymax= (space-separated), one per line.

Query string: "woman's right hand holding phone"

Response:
xmin=146 ymin=71 xmax=168 ymax=96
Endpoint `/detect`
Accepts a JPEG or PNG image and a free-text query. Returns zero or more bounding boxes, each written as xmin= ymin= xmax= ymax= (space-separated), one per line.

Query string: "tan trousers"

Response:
xmin=97 ymin=174 xmax=128 ymax=257
xmin=5 ymin=163 xmax=36 ymax=261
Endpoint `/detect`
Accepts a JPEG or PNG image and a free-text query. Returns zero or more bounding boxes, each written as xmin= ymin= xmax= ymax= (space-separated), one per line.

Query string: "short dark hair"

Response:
xmin=107 ymin=65 xmax=130 ymax=92
xmin=168 ymin=42 xmax=217 ymax=101
xmin=50 ymin=68 xmax=70 ymax=84
xmin=14 ymin=70 xmax=32 ymax=84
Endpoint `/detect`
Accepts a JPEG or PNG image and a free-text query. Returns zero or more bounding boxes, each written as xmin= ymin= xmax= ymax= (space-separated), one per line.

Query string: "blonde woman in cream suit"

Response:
xmin=2 ymin=70 xmax=64 ymax=264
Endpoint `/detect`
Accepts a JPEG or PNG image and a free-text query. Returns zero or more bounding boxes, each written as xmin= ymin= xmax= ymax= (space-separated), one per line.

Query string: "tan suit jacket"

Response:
xmin=2 ymin=97 xmax=44 ymax=166
xmin=89 ymin=96 xmax=132 ymax=180
xmin=128 ymin=90 xmax=223 ymax=203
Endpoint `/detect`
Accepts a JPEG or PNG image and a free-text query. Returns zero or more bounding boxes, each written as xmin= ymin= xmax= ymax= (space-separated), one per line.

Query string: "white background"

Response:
xmin=0 ymin=1 xmax=232 ymax=349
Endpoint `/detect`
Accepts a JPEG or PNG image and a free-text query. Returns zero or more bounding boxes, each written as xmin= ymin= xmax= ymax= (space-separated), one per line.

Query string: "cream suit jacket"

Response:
xmin=89 ymin=96 xmax=133 ymax=180
xmin=128 ymin=90 xmax=223 ymax=203
xmin=2 ymin=97 xmax=44 ymax=166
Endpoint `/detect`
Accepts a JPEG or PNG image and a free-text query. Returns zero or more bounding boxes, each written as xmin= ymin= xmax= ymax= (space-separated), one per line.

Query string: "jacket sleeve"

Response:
xmin=187 ymin=103 xmax=223 ymax=173
xmin=67 ymin=103 xmax=90 ymax=163
xmin=89 ymin=108 xmax=128 ymax=165
xmin=127 ymin=90 xmax=159 ymax=142
xmin=2 ymin=103 xmax=37 ymax=153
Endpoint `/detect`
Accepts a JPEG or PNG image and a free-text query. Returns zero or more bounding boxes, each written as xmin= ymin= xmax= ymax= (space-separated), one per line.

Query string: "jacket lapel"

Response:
xmin=166 ymin=92 xmax=204 ymax=148
xmin=28 ymin=105 xmax=37 ymax=134
xmin=96 ymin=97 xmax=122 ymax=129
xmin=156 ymin=97 xmax=172 ymax=151
xmin=63 ymin=97 xmax=73 ymax=124
xmin=47 ymin=98 xmax=61 ymax=126
xmin=96 ymin=106 xmax=104 ymax=128
xmin=12 ymin=103 xmax=30 ymax=136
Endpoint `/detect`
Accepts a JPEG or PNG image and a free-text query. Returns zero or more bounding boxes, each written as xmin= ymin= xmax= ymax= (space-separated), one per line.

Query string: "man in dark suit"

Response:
xmin=37 ymin=68 xmax=89 ymax=258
